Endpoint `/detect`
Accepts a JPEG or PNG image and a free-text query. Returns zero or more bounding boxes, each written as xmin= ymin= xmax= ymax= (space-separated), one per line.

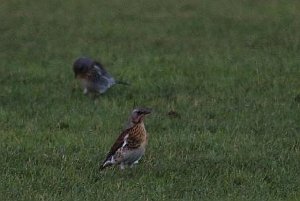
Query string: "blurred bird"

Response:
xmin=73 ymin=57 xmax=128 ymax=95
xmin=100 ymin=108 xmax=152 ymax=170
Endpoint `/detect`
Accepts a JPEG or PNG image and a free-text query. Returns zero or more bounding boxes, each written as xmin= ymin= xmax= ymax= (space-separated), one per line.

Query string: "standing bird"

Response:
xmin=73 ymin=57 xmax=128 ymax=95
xmin=100 ymin=108 xmax=152 ymax=170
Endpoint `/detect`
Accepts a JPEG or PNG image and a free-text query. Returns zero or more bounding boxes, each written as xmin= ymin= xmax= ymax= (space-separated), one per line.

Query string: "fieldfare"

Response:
xmin=73 ymin=57 xmax=128 ymax=95
xmin=100 ymin=108 xmax=152 ymax=170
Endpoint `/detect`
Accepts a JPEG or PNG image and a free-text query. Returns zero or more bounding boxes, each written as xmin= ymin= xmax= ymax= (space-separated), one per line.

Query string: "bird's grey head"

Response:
xmin=131 ymin=108 xmax=152 ymax=124
xmin=73 ymin=57 xmax=94 ymax=78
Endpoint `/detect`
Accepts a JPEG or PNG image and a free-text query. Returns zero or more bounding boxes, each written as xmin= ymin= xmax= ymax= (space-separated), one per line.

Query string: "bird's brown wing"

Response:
xmin=103 ymin=128 xmax=130 ymax=163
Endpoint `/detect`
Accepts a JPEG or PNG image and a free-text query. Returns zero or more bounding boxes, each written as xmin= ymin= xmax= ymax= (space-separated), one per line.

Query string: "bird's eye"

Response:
xmin=79 ymin=65 xmax=85 ymax=71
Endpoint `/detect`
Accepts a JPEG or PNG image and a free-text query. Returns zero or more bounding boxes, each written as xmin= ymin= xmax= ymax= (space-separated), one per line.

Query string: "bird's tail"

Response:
xmin=99 ymin=162 xmax=112 ymax=171
xmin=116 ymin=80 xmax=130 ymax=85
xmin=99 ymin=157 xmax=114 ymax=171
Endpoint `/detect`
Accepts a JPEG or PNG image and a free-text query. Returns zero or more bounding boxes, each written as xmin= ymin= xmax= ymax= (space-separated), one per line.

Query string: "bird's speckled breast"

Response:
xmin=127 ymin=123 xmax=148 ymax=149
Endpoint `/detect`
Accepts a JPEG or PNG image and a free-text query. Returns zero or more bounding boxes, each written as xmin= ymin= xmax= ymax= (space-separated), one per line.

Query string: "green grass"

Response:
xmin=1 ymin=0 xmax=300 ymax=200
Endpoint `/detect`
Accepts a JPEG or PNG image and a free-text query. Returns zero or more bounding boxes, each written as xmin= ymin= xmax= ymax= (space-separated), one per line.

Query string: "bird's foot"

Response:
xmin=120 ymin=163 xmax=125 ymax=170
xmin=83 ymin=88 xmax=89 ymax=95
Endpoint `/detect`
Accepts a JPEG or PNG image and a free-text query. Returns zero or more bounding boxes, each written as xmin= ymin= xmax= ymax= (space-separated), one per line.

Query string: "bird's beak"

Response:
xmin=142 ymin=108 xmax=152 ymax=115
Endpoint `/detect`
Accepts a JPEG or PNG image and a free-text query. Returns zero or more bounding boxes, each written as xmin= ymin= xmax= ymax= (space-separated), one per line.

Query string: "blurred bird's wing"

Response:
xmin=84 ymin=68 xmax=108 ymax=93
xmin=93 ymin=62 xmax=116 ymax=85
xmin=94 ymin=62 xmax=130 ymax=86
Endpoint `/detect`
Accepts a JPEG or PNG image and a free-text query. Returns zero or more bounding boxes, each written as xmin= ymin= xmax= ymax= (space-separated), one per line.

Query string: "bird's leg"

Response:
xmin=130 ymin=160 xmax=139 ymax=168
xmin=92 ymin=93 xmax=100 ymax=102
xmin=83 ymin=88 xmax=89 ymax=95
xmin=93 ymin=97 xmax=99 ymax=104
xmin=120 ymin=163 xmax=125 ymax=170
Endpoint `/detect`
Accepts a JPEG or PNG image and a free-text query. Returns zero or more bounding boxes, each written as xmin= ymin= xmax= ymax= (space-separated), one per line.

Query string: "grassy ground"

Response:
xmin=1 ymin=0 xmax=300 ymax=200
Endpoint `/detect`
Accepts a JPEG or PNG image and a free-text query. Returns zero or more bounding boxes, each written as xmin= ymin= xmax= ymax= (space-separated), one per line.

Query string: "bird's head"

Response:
xmin=131 ymin=108 xmax=152 ymax=124
xmin=73 ymin=57 xmax=93 ymax=78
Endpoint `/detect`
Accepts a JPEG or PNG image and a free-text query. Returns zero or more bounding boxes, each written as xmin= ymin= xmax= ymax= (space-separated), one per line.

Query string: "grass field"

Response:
xmin=1 ymin=0 xmax=300 ymax=200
